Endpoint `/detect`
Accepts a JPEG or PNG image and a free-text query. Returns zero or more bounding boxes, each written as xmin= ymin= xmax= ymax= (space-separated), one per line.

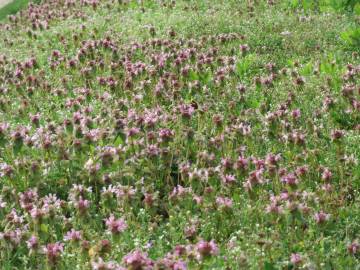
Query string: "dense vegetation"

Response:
xmin=0 ymin=0 xmax=359 ymax=269
xmin=0 ymin=0 xmax=41 ymax=21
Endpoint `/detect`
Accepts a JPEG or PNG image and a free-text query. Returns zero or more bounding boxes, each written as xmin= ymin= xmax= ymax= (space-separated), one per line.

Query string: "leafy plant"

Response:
xmin=341 ymin=27 xmax=360 ymax=49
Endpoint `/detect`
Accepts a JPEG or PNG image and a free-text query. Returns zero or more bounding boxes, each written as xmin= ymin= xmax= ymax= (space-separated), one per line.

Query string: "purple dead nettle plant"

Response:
xmin=266 ymin=194 xmax=284 ymax=215
xmin=42 ymin=242 xmax=64 ymax=266
xmin=91 ymin=257 xmax=125 ymax=270
xmin=0 ymin=2 xmax=359 ymax=268
xmin=290 ymin=253 xmax=303 ymax=266
xmin=104 ymin=214 xmax=128 ymax=234
xmin=123 ymin=250 xmax=154 ymax=270
xmin=348 ymin=241 xmax=360 ymax=255
xmin=195 ymin=239 xmax=219 ymax=260
xmin=26 ymin=235 xmax=39 ymax=252
xmin=155 ymin=245 xmax=188 ymax=269
xmin=1 ymin=227 xmax=28 ymax=248
xmin=64 ymin=229 xmax=82 ymax=242
xmin=314 ymin=210 xmax=330 ymax=225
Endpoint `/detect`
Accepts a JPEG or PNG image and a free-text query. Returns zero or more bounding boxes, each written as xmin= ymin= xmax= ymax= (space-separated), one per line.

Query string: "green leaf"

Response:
xmin=189 ymin=70 xmax=199 ymax=81
xmin=236 ymin=54 xmax=255 ymax=77
xmin=354 ymin=3 xmax=360 ymax=15
xmin=291 ymin=0 xmax=300 ymax=8
xmin=264 ymin=261 xmax=278 ymax=270
xmin=199 ymin=71 xmax=212 ymax=85
xmin=341 ymin=28 xmax=360 ymax=47
xmin=114 ymin=135 xmax=124 ymax=146
xmin=300 ymin=61 xmax=313 ymax=76
xmin=40 ymin=223 xmax=49 ymax=233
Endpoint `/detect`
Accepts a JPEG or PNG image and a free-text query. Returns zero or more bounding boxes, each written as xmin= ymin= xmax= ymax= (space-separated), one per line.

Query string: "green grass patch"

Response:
xmin=0 ymin=0 xmax=40 ymax=21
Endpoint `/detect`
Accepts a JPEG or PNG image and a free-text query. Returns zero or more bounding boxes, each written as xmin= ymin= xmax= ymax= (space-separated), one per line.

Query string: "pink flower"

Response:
xmin=239 ymin=44 xmax=250 ymax=54
xmin=347 ymin=241 xmax=360 ymax=255
xmin=291 ymin=109 xmax=301 ymax=120
xmin=281 ymin=173 xmax=298 ymax=186
xmin=184 ymin=224 xmax=197 ymax=239
xmin=105 ymin=214 xmax=127 ymax=234
xmin=158 ymin=128 xmax=174 ymax=142
xmin=30 ymin=207 xmax=45 ymax=220
xmin=173 ymin=261 xmax=187 ymax=270
xmin=19 ymin=188 xmax=38 ymax=211
xmin=26 ymin=235 xmax=39 ymax=250
xmin=196 ymin=240 xmax=219 ymax=258
xmin=123 ymin=250 xmax=153 ymax=269
xmin=43 ymin=242 xmax=64 ymax=264
xmin=290 ymin=253 xmax=302 ymax=265
xmin=91 ymin=257 xmax=125 ymax=270
xmin=234 ymin=156 xmax=249 ymax=170
xmin=237 ymin=84 xmax=247 ymax=94
xmin=321 ymin=168 xmax=332 ymax=182
xmin=126 ymin=127 xmax=140 ymax=138
xmin=314 ymin=211 xmax=330 ymax=224
xmin=193 ymin=195 xmax=203 ymax=205
xmin=266 ymin=202 xmax=283 ymax=215
xmin=295 ymin=165 xmax=308 ymax=177
xmin=331 ymin=129 xmax=345 ymax=140
xmin=75 ymin=197 xmax=90 ymax=214
xmin=64 ymin=229 xmax=82 ymax=242
xmin=221 ymin=157 xmax=234 ymax=170
xmin=178 ymin=104 xmax=195 ymax=118
xmin=221 ymin=174 xmax=236 ymax=185
xmin=216 ymin=196 xmax=233 ymax=209
xmin=321 ymin=183 xmax=332 ymax=192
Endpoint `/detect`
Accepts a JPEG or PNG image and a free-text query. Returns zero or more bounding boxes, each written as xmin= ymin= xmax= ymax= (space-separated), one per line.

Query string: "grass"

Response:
xmin=0 ymin=0 xmax=40 ymax=20
xmin=0 ymin=0 xmax=359 ymax=269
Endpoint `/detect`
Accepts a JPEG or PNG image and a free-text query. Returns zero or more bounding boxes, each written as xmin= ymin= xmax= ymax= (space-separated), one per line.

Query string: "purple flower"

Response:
xmin=158 ymin=128 xmax=174 ymax=142
xmin=123 ymin=250 xmax=153 ymax=270
xmin=91 ymin=257 xmax=125 ymax=270
xmin=295 ymin=165 xmax=309 ymax=177
xmin=291 ymin=109 xmax=301 ymax=120
xmin=26 ymin=235 xmax=39 ymax=250
xmin=235 ymin=156 xmax=249 ymax=170
xmin=19 ymin=188 xmax=38 ymax=211
xmin=321 ymin=168 xmax=332 ymax=182
xmin=126 ymin=127 xmax=140 ymax=138
xmin=178 ymin=104 xmax=195 ymax=118
xmin=43 ymin=242 xmax=64 ymax=264
xmin=173 ymin=260 xmax=187 ymax=270
xmin=105 ymin=214 xmax=127 ymax=234
xmin=281 ymin=173 xmax=298 ymax=186
xmin=216 ymin=196 xmax=233 ymax=209
xmin=196 ymin=240 xmax=219 ymax=259
xmin=184 ymin=224 xmax=197 ymax=239
xmin=290 ymin=253 xmax=302 ymax=265
xmin=64 ymin=229 xmax=82 ymax=242
xmin=75 ymin=197 xmax=90 ymax=214
xmin=331 ymin=129 xmax=345 ymax=140
xmin=239 ymin=44 xmax=250 ymax=54
xmin=347 ymin=241 xmax=360 ymax=255
xmin=221 ymin=174 xmax=236 ymax=185
xmin=314 ymin=211 xmax=330 ymax=224
xmin=266 ymin=202 xmax=283 ymax=215
xmin=0 ymin=122 xmax=9 ymax=137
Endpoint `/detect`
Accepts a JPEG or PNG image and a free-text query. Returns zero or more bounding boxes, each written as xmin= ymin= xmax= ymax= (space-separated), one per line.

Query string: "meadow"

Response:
xmin=0 ymin=0 xmax=359 ymax=269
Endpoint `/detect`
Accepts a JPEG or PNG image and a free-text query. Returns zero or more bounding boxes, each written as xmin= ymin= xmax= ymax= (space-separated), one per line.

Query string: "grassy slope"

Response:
xmin=0 ymin=0 xmax=359 ymax=269
xmin=0 ymin=0 xmax=40 ymax=20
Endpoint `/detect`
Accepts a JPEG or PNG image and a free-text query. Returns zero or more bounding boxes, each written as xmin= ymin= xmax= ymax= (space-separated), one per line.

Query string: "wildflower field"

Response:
xmin=0 ymin=0 xmax=359 ymax=269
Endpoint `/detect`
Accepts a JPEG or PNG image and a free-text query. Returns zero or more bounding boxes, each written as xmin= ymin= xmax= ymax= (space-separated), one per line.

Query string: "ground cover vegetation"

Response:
xmin=0 ymin=0 xmax=359 ymax=269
